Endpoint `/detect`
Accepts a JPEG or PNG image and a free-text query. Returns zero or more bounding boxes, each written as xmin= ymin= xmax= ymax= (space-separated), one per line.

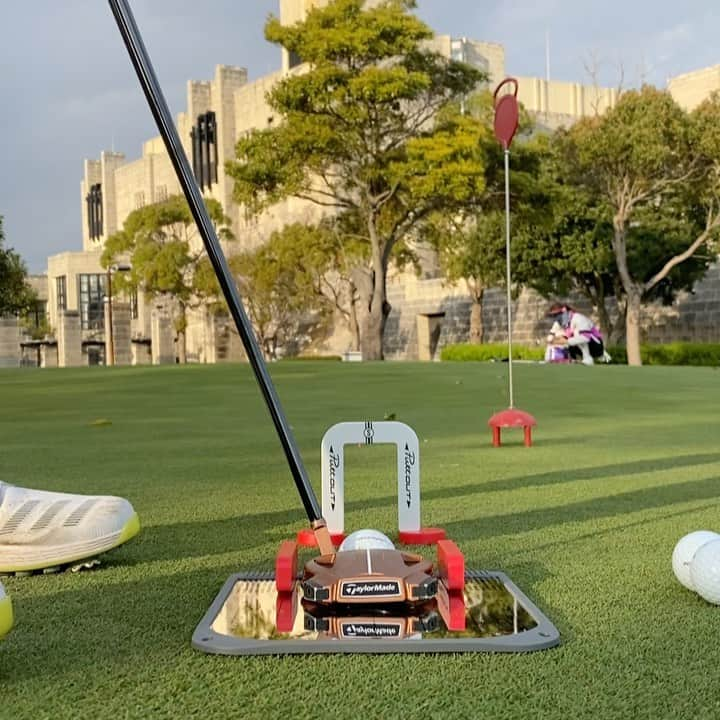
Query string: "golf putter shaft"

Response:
xmin=108 ymin=0 xmax=334 ymax=555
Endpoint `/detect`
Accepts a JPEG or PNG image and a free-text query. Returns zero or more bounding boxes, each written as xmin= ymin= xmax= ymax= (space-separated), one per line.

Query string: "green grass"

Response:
xmin=1 ymin=361 xmax=720 ymax=719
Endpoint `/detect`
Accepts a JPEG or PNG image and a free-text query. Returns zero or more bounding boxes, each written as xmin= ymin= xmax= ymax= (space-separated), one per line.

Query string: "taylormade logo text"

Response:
xmin=341 ymin=581 xmax=400 ymax=597
xmin=342 ymin=623 xmax=401 ymax=637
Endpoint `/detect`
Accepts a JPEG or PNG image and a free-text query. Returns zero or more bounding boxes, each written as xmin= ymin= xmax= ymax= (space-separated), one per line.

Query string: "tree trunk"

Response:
xmin=594 ymin=301 xmax=611 ymax=341
xmin=587 ymin=275 xmax=611 ymax=340
xmin=625 ymin=291 xmax=643 ymax=366
xmin=612 ymin=212 xmax=642 ymax=364
xmin=360 ymin=293 xmax=389 ymax=360
xmin=359 ymin=220 xmax=390 ymax=361
xmin=469 ymin=291 xmax=484 ymax=344
xmin=349 ymin=293 xmax=360 ymax=352
xmin=176 ymin=305 xmax=188 ymax=364
xmin=609 ymin=297 xmax=626 ymax=344
xmin=177 ymin=329 xmax=187 ymax=364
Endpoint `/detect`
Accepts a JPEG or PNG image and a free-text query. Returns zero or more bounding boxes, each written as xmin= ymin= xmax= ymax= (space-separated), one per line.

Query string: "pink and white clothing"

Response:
xmin=547 ymin=305 xmax=608 ymax=365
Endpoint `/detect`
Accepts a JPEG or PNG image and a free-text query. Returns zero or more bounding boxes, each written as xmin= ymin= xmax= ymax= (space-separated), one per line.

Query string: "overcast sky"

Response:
xmin=1 ymin=0 xmax=718 ymax=272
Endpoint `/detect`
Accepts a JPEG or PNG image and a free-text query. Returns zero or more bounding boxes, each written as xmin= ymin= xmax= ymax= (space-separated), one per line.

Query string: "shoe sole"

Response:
xmin=0 ymin=512 xmax=140 ymax=575
xmin=0 ymin=594 xmax=12 ymax=640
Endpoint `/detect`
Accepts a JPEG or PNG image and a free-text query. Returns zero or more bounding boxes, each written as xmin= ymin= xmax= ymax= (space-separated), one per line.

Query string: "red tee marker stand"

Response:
xmin=488 ymin=78 xmax=537 ymax=446
xmin=488 ymin=408 xmax=537 ymax=448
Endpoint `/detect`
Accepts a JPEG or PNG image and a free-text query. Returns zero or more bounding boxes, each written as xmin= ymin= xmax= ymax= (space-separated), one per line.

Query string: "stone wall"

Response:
xmin=382 ymin=274 xmax=551 ymax=360
xmin=150 ymin=307 xmax=176 ymax=365
xmin=0 ymin=317 xmax=20 ymax=367
xmin=642 ymin=264 xmax=720 ymax=343
xmin=111 ymin=303 xmax=133 ymax=365
xmin=57 ymin=310 xmax=83 ymax=367
xmin=380 ymin=260 xmax=720 ymax=359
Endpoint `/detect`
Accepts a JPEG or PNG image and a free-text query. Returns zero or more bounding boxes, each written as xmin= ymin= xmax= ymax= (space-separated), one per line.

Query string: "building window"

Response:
xmin=190 ymin=111 xmax=218 ymax=192
xmin=155 ymin=184 xmax=168 ymax=202
xmin=450 ymin=38 xmax=467 ymax=63
xmin=78 ymin=274 xmax=106 ymax=330
xmin=134 ymin=191 xmax=146 ymax=209
xmin=130 ymin=289 xmax=138 ymax=320
xmin=56 ymin=276 xmax=67 ymax=311
xmin=30 ymin=300 xmax=46 ymax=329
xmin=288 ymin=50 xmax=302 ymax=69
xmin=86 ymin=184 xmax=103 ymax=240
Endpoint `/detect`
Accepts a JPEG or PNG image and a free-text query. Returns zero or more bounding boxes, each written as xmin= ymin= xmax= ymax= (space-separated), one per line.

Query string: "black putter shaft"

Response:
xmin=108 ymin=0 xmax=333 ymax=553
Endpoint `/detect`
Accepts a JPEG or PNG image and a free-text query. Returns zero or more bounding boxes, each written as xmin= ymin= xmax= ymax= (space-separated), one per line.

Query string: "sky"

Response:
xmin=1 ymin=0 xmax=718 ymax=273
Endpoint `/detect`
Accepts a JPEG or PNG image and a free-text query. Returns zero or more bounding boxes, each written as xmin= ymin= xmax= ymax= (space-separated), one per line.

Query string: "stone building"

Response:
xmin=5 ymin=2 xmax=717 ymax=366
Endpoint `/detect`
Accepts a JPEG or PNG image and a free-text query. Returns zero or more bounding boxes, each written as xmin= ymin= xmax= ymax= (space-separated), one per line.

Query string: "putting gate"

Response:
xmin=320 ymin=421 xmax=444 ymax=545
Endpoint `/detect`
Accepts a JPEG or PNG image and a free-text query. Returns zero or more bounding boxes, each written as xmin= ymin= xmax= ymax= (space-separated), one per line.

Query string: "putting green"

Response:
xmin=1 ymin=361 xmax=719 ymax=719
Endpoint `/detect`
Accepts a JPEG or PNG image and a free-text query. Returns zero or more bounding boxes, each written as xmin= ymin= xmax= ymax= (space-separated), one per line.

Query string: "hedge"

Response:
xmin=280 ymin=355 xmax=343 ymax=362
xmin=441 ymin=343 xmax=545 ymax=362
xmin=640 ymin=342 xmax=720 ymax=366
xmin=442 ymin=342 xmax=720 ymax=366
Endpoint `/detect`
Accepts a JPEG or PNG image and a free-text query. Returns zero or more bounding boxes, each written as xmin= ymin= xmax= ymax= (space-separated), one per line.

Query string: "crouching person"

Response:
xmin=546 ymin=303 xmax=610 ymax=366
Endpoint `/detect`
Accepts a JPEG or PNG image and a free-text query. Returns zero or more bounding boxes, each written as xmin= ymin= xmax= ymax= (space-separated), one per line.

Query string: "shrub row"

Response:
xmin=442 ymin=342 xmax=720 ymax=366
xmin=440 ymin=343 xmax=545 ymax=362
xmin=632 ymin=342 xmax=720 ymax=366
xmin=281 ymin=355 xmax=343 ymax=362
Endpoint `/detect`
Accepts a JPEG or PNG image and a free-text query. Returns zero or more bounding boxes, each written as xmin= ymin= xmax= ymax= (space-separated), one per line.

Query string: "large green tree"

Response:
xmin=102 ymin=195 xmax=233 ymax=363
xmin=227 ymin=0 xmax=486 ymax=359
xmin=0 ymin=216 xmax=37 ymax=316
xmin=427 ymin=93 xmax=552 ymax=343
xmin=230 ymin=231 xmax=332 ymax=359
xmin=261 ymin=220 xmax=367 ymax=351
xmin=558 ymin=87 xmax=720 ymax=365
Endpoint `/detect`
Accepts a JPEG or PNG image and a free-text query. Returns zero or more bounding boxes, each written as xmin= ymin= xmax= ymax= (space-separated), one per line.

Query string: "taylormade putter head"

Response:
xmin=302 ymin=549 xmax=437 ymax=605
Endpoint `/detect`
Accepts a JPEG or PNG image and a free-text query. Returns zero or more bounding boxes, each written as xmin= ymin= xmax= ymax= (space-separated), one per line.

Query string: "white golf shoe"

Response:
xmin=0 ymin=482 xmax=140 ymax=574
xmin=0 ymin=581 xmax=12 ymax=639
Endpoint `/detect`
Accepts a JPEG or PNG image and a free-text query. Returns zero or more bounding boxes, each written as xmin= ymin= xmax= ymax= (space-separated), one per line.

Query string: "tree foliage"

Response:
xmin=426 ymin=92 xmax=552 ymax=342
xmin=227 ymin=0 xmax=486 ymax=359
xmin=553 ymin=86 xmax=720 ymax=364
xmin=257 ymin=220 xmax=368 ymax=351
xmin=0 ymin=216 xmax=37 ymax=316
xmin=101 ymin=195 xmax=233 ymax=363
xmin=229 ymin=228 xmax=332 ymax=359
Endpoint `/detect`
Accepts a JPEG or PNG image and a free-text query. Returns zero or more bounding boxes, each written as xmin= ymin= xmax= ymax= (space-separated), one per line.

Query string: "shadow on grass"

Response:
xmin=111 ymin=453 xmax=720 ymax=565
xmin=528 ymin=501 xmax=718 ymax=557
xmin=0 ymin=563 xmax=244 ymax=684
xmin=442 ymin=471 xmax=720 ymax=544
xmin=422 ymin=452 xmax=720 ymax=500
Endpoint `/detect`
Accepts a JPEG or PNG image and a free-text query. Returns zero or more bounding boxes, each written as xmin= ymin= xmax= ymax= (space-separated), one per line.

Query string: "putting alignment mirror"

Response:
xmin=321 ymin=421 xmax=420 ymax=537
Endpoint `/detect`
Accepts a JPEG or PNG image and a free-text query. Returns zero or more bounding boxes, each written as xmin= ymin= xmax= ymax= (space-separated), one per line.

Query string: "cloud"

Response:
xmin=51 ymin=87 xmax=143 ymax=121
xmin=651 ymin=22 xmax=693 ymax=65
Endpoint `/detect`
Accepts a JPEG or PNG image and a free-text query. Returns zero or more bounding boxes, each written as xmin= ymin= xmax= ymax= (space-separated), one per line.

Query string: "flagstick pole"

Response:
xmin=504 ymin=147 xmax=514 ymax=409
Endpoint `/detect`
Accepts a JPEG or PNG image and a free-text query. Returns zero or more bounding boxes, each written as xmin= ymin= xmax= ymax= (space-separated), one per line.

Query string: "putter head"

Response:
xmin=302 ymin=548 xmax=437 ymax=605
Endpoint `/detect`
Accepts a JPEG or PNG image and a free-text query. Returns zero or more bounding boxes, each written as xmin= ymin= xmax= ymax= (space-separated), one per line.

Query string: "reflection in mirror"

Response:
xmin=211 ymin=575 xmax=538 ymax=642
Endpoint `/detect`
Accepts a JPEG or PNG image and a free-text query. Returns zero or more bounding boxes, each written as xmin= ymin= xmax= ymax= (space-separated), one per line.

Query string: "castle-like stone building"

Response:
xmin=3 ymin=1 xmax=718 ymax=367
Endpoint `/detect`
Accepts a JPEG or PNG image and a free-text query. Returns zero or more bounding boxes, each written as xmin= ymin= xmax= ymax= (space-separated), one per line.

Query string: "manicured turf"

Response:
xmin=1 ymin=361 xmax=720 ymax=719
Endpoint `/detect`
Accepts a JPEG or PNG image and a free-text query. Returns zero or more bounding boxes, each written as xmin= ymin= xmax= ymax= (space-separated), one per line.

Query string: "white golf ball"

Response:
xmin=672 ymin=530 xmax=720 ymax=590
xmin=690 ymin=538 xmax=720 ymax=605
xmin=339 ymin=528 xmax=395 ymax=552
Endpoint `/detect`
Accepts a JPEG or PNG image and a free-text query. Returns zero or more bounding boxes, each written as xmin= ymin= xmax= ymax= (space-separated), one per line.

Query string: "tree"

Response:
xmin=262 ymin=219 xmax=367 ymax=351
xmin=102 ymin=195 xmax=233 ymax=363
xmin=523 ymin=136 xmax=620 ymax=339
xmin=0 ymin=216 xmax=37 ymax=316
xmin=426 ymin=93 xmax=552 ymax=343
xmin=560 ymin=86 xmax=720 ymax=365
xmin=230 ymin=233 xmax=331 ymax=359
xmin=227 ymin=0 xmax=486 ymax=359
xmin=527 ymin=126 xmax=713 ymax=344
